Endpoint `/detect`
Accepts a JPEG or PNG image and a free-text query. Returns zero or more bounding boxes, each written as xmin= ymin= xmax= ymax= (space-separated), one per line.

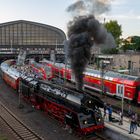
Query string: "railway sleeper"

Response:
xmin=23 ymin=136 xmax=41 ymax=140
xmin=16 ymin=131 xmax=34 ymax=136
xmin=21 ymin=135 xmax=37 ymax=140
xmin=14 ymin=129 xmax=32 ymax=134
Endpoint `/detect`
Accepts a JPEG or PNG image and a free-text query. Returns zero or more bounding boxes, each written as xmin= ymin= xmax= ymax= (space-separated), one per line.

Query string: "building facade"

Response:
xmin=0 ymin=20 xmax=66 ymax=55
xmin=96 ymin=53 xmax=140 ymax=76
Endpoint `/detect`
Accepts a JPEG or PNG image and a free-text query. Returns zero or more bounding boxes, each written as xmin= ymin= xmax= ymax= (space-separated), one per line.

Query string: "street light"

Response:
xmin=18 ymin=76 xmax=22 ymax=107
xmin=121 ymin=80 xmax=125 ymax=125
xmin=17 ymin=49 xmax=27 ymax=109
xmin=10 ymin=39 xmax=13 ymax=53
xmin=100 ymin=61 xmax=105 ymax=96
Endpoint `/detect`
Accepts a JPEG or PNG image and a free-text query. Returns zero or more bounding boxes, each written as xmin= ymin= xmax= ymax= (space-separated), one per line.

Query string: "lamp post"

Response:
xmin=17 ymin=48 xmax=27 ymax=109
xmin=101 ymin=61 xmax=105 ymax=96
xmin=10 ymin=39 xmax=13 ymax=53
xmin=18 ymin=72 xmax=24 ymax=108
xmin=64 ymin=40 xmax=69 ymax=86
xmin=18 ymin=76 xmax=22 ymax=107
xmin=121 ymin=80 xmax=125 ymax=125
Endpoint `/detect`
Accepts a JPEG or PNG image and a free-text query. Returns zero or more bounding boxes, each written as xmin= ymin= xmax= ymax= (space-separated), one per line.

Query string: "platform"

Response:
xmin=103 ymin=110 xmax=140 ymax=140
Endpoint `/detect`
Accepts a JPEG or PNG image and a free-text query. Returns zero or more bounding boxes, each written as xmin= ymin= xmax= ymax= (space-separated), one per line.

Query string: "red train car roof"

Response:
xmin=85 ymin=68 xmax=140 ymax=86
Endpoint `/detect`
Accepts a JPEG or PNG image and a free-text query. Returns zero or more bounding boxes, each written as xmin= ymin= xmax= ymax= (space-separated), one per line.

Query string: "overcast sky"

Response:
xmin=0 ymin=0 xmax=140 ymax=38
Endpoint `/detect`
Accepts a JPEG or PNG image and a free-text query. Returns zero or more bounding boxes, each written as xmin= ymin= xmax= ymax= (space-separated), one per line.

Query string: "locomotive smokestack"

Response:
xmin=66 ymin=0 xmax=115 ymax=91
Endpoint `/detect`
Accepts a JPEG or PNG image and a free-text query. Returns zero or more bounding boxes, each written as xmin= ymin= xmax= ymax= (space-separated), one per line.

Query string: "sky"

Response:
xmin=0 ymin=0 xmax=140 ymax=38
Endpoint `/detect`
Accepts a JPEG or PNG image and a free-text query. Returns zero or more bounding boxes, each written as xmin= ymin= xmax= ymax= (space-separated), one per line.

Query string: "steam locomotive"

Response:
xmin=0 ymin=59 xmax=104 ymax=135
xmin=21 ymin=76 xmax=104 ymax=135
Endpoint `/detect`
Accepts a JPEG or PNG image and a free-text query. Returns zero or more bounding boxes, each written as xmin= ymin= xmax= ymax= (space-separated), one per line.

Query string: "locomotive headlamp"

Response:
xmin=127 ymin=92 xmax=130 ymax=96
xmin=88 ymin=100 xmax=92 ymax=104
xmin=83 ymin=120 xmax=88 ymax=124
xmin=98 ymin=118 xmax=101 ymax=122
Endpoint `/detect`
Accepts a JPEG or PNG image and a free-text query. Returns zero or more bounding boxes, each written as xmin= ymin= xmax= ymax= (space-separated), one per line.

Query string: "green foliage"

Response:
xmin=104 ymin=20 xmax=122 ymax=47
xmin=121 ymin=36 xmax=140 ymax=51
xmin=121 ymin=39 xmax=130 ymax=52
xmin=0 ymin=135 xmax=8 ymax=140
xmin=131 ymin=36 xmax=140 ymax=50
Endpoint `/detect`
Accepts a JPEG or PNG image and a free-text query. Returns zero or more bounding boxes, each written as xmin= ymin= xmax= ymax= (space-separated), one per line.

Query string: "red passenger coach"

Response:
xmin=84 ymin=69 xmax=140 ymax=103
xmin=2 ymin=71 xmax=19 ymax=90
xmin=1 ymin=60 xmax=20 ymax=90
xmin=45 ymin=61 xmax=140 ymax=104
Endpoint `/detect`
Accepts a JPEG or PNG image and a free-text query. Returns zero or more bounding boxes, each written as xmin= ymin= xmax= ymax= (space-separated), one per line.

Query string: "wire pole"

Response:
xmin=10 ymin=39 xmax=13 ymax=53
xmin=18 ymin=70 xmax=24 ymax=108
xmin=121 ymin=81 xmax=125 ymax=125
xmin=101 ymin=61 xmax=104 ymax=96
xmin=18 ymin=76 xmax=22 ymax=108
xmin=64 ymin=58 xmax=67 ymax=85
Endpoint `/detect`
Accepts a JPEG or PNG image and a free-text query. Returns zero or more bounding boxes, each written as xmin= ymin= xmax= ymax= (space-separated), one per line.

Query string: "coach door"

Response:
xmin=116 ymin=84 xmax=124 ymax=98
xmin=71 ymin=73 xmax=75 ymax=82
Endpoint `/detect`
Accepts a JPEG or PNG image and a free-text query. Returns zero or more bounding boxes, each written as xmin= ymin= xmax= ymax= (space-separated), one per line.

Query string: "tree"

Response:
xmin=131 ymin=36 xmax=140 ymax=50
xmin=121 ymin=36 xmax=140 ymax=51
xmin=121 ymin=39 xmax=131 ymax=52
xmin=104 ymin=20 xmax=122 ymax=47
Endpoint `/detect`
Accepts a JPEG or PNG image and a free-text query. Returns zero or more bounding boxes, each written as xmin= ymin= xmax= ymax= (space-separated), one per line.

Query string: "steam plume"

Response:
xmin=67 ymin=15 xmax=109 ymax=90
xmin=67 ymin=0 xmax=112 ymax=16
xmin=66 ymin=0 xmax=116 ymax=90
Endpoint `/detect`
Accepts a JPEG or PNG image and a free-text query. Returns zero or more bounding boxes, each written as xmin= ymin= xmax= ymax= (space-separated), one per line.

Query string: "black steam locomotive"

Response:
xmin=20 ymin=76 xmax=104 ymax=135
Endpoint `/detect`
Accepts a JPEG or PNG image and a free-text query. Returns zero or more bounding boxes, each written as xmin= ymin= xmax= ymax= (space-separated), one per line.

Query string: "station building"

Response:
xmin=0 ymin=20 xmax=66 ymax=56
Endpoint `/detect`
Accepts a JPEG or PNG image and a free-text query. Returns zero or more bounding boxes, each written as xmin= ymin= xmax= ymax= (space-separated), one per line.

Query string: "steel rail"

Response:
xmin=0 ymin=101 xmax=43 ymax=140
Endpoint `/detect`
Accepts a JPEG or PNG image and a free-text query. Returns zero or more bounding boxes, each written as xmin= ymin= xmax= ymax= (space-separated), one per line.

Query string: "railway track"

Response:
xmin=79 ymin=132 xmax=112 ymax=140
xmin=94 ymin=133 xmax=111 ymax=140
xmin=0 ymin=101 xmax=43 ymax=140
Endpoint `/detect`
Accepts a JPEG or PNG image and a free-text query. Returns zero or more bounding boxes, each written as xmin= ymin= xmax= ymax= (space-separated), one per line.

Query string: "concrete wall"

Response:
xmin=96 ymin=53 xmax=140 ymax=76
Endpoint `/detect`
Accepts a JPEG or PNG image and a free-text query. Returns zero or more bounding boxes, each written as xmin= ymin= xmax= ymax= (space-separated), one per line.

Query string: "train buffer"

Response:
xmin=101 ymin=109 xmax=140 ymax=140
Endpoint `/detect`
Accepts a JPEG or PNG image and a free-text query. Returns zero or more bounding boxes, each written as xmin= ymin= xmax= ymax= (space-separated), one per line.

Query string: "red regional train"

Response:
xmin=0 ymin=59 xmax=54 ymax=91
xmin=42 ymin=60 xmax=140 ymax=104
xmin=0 ymin=59 xmax=104 ymax=135
xmin=30 ymin=60 xmax=54 ymax=80
xmin=1 ymin=59 xmax=20 ymax=90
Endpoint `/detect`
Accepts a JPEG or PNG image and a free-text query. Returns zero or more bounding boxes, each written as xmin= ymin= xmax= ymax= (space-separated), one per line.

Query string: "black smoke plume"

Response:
xmin=67 ymin=15 xmax=108 ymax=90
xmin=66 ymin=0 xmax=116 ymax=90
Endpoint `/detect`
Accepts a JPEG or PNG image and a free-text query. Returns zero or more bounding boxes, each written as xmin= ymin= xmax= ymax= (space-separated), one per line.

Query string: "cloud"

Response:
xmin=110 ymin=0 xmax=127 ymax=6
xmin=101 ymin=13 xmax=140 ymax=20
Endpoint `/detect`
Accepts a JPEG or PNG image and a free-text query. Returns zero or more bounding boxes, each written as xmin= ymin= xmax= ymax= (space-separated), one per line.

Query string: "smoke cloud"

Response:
xmin=66 ymin=0 xmax=116 ymax=90
xmin=67 ymin=0 xmax=112 ymax=16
